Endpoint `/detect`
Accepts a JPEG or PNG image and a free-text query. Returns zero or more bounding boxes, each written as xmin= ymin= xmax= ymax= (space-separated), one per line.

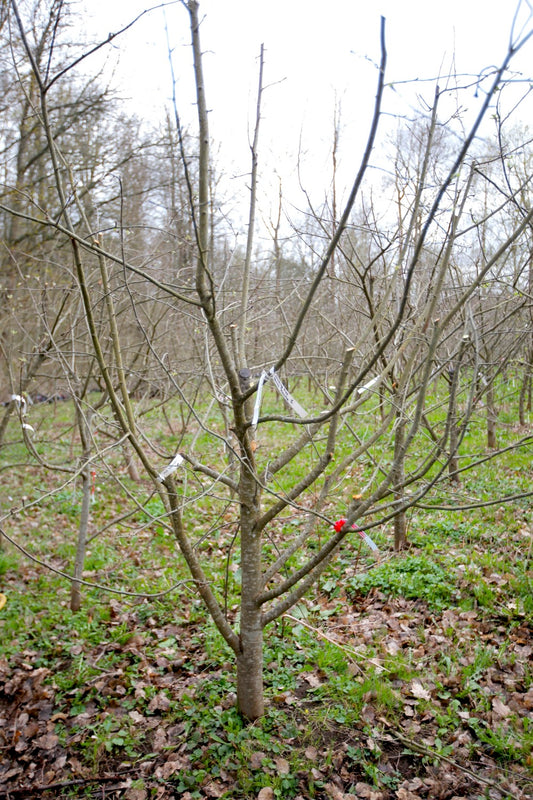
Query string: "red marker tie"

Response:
xmin=333 ymin=518 xmax=379 ymax=553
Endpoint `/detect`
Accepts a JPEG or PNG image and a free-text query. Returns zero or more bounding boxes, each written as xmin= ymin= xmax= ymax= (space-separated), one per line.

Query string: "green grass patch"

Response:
xmin=344 ymin=554 xmax=457 ymax=609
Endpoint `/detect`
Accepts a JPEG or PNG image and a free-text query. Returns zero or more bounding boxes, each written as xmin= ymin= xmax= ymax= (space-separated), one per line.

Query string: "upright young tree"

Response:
xmin=3 ymin=0 xmax=533 ymax=722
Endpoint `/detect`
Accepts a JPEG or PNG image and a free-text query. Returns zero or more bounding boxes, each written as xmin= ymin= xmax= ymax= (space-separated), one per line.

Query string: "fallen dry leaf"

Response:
xmin=250 ymin=751 xmax=266 ymax=769
xmin=302 ymin=671 xmax=321 ymax=687
xmin=323 ymin=781 xmax=345 ymax=799
xmin=257 ymin=788 xmax=275 ymax=800
xmin=410 ymin=679 xmax=431 ymax=701
xmin=404 ymin=777 xmax=424 ymax=791
xmin=396 ymin=789 xmax=422 ymax=800
xmin=152 ymin=726 xmax=168 ymax=752
xmin=148 ymin=692 xmax=171 ymax=713
xmin=34 ymin=732 xmax=59 ymax=750
xmin=385 ymin=639 xmax=401 ymax=655
xmin=492 ymin=697 xmax=512 ymax=718
xmin=304 ymin=745 xmax=318 ymax=760
xmin=273 ymin=756 xmax=290 ymax=774
xmin=204 ymin=779 xmax=226 ymax=797
xmin=354 ymin=782 xmax=376 ymax=798
xmin=124 ymin=790 xmax=148 ymax=800
xmin=154 ymin=754 xmax=189 ymax=780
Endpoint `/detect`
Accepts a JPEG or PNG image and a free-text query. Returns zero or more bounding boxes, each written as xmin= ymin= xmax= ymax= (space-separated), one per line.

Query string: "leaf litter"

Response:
xmin=0 ymin=510 xmax=532 ymax=798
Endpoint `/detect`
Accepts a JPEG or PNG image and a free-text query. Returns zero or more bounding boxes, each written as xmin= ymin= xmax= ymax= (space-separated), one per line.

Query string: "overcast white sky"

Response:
xmin=80 ymin=0 xmax=533 ymax=222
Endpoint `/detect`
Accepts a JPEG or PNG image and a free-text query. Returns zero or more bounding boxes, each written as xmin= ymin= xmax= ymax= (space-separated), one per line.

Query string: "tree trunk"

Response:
xmin=486 ymin=377 xmax=497 ymax=449
xmin=236 ymin=615 xmax=264 ymax=720
xmin=448 ymin=367 xmax=460 ymax=483
xmin=518 ymin=368 xmax=529 ymax=426
xmin=237 ymin=415 xmax=264 ymax=719
xmin=518 ymin=348 xmax=532 ymax=426
xmin=237 ymin=513 xmax=264 ymax=718
xmin=70 ymin=462 xmax=91 ymax=612
xmin=70 ymin=399 xmax=94 ymax=612
xmin=393 ymin=415 xmax=407 ymax=551
xmin=124 ymin=444 xmax=141 ymax=482
xmin=448 ymin=420 xmax=460 ymax=483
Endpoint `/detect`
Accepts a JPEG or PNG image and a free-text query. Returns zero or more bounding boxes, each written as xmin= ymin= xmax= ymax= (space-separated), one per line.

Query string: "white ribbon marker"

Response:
xmin=11 ymin=394 xmax=28 ymax=414
xmin=157 ymin=453 xmax=184 ymax=482
xmin=270 ymin=370 xmax=308 ymax=418
xmin=334 ymin=518 xmax=379 ymax=554
xmin=358 ymin=529 xmax=379 ymax=553
xmin=357 ymin=377 xmax=379 ymax=395
xmin=251 ymin=368 xmax=308 ymax=428
xmin=251 ymin=370 xmax=270 ymax=428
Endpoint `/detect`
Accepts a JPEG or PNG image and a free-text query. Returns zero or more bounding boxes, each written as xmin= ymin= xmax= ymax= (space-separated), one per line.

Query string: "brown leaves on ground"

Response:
xmin=0 ymin=586 xmax=532 ymax=799
xmin=295 ymin=590 xmax=532 ymax=799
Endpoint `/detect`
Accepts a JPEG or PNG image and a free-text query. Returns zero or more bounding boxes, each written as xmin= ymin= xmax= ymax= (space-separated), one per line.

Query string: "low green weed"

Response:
xmin=0 ymin=548 xmax=18 ymax=576
xmin=78 ymin=713 xmax=144 ymax=767
xmin=54 ymin=489 xmax=82 ymax=518
xmin=345 ymin=554 xmax=456 ymax=609
xmin=467 ymin=716 xmax=530 ymax=763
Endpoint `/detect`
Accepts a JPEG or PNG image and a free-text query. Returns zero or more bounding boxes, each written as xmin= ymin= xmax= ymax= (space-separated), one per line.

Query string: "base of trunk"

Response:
xmin=236 ymin=627 xmax=264 ymax=720
xmin=394 ymin=511 xmax=407 ymax=551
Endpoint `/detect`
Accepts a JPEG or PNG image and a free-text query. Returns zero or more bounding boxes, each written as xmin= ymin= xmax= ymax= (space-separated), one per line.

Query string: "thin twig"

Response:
xmin=282 ymin=612 xmax=389 ymax=673
xmin=382 ymin=725 xmax=513 ymax=792
xmin=0 ymin=769 xmax=136 ymax=797
xmin=0 ymin=526 xmax=188 ymax=599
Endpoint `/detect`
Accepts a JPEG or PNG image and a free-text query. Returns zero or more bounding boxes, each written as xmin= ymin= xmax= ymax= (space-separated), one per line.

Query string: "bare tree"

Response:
xmin=2 ymin=0 xmax=533 ymax=723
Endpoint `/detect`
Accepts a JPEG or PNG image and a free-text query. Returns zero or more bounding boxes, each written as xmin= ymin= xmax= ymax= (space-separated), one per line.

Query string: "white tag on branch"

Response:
xmin=252 ymin=367 xmax=308 ymax=427
xmin=359 ymin=530 xmax=379 ymax=553
xmin=357 ymin=377 xmax=379 ymax=395
xmin=251 ymin=370 xmax=270 ymax=428
xmin=270 ymin=370 xmax=307 ymax=418
xmin=22 ymin=423 xmax=35 ymax=433
xmin=157 ymin=453 xmax=184 ymax=482
xmin=11 ymin=394 xmax=28 ymax=414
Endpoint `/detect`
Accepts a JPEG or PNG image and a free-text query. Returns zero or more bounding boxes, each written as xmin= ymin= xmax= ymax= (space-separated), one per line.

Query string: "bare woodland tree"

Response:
xmin=1 ymin=0 xmax=533 ymax=721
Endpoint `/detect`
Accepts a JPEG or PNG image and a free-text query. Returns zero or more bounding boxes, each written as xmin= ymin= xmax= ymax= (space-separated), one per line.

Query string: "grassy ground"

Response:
xmin=0 ymin=391 xmax=532 ymax=799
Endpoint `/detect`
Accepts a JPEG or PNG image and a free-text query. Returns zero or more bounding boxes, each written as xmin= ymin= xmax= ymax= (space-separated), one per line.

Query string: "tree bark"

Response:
xmin=236 ymin=462 xmax=264 ymax=718
xmin=486 ymin=374 xmax=497 ymax=449
xmin=236 ymin=612 xmax=264 ymax=720
xmin=518 ymin=358 xmax=529 ymax=426
xmin=70 ymin=462 xmax=91 ymax=612
xmin=236 ymin=383 xmax=264 ymax=719
xmin=393 ymin=415 xmax=407 ymax=551
xmin=447 ymin=363 xmax=460 ymax=483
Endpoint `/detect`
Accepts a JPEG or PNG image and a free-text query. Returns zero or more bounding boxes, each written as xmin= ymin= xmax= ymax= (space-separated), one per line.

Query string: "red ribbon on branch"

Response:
xmin=333 ymin=518 xmax=379 ymax=553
